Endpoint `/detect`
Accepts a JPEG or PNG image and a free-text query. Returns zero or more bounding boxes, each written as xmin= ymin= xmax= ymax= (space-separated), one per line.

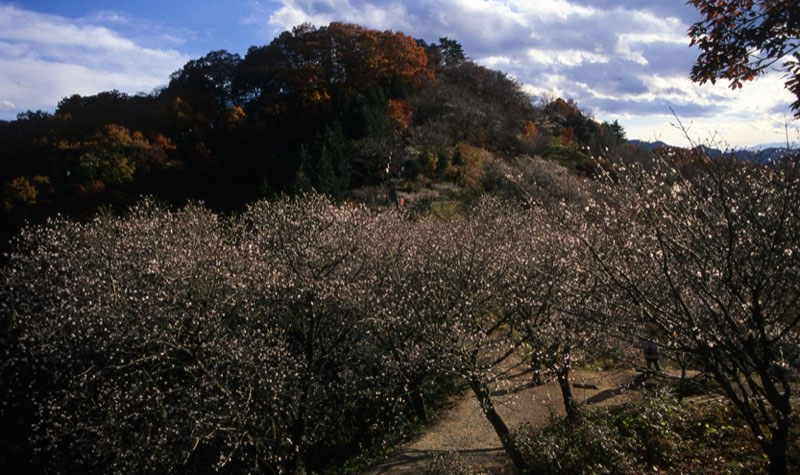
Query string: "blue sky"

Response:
xmin=1 ymin=1 xmax=797 ymax=147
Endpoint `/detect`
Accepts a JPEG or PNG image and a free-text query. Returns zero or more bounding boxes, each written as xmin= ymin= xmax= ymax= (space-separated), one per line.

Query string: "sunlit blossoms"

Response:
xmin=2 ymin=150 xmax=799 ymax=473
xmin=580 ymin=154 xmax=800 ymax=474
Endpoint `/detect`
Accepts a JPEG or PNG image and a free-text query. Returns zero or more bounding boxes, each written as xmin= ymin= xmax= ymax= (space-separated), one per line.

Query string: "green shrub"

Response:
xmin=613 ymin=389 xmax=684 ymax=466
xmin=513 ymin=389 xmax=684 ymax=474
xmin=542 ymin=140 xmax=595 ymax=176
xmin=513 ymin=415 xmax=629 ymax=474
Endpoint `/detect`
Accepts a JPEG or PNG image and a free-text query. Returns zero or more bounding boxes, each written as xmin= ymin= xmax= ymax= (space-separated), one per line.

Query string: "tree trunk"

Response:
xmin=469 ymin=378 xmax=527 ymax=473
xmin=286 ymin=293 xmax=316 ymax=474
xmin=285 ymin=387 xmax=308 ymax=474
xmin=678 ymin=359 xmax=687 ymax=401
xmin=766 ymin=420 xmax=789 ymax=475
xmin=409 ymin=384 xmax=427 ymax=422
xmin=556 ymin=367 xmax=577 ymax=422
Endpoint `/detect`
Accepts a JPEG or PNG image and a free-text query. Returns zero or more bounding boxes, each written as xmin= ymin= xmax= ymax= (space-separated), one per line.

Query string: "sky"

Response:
xmin=1 ymin=0 xmax=797 ymax=148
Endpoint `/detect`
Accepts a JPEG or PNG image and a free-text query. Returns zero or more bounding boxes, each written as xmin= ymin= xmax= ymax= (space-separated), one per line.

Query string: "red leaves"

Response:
xmin=387 ymin=99 xmax=413 ymax=130
xmin=687 ymin=0 xmax=800 ymax=115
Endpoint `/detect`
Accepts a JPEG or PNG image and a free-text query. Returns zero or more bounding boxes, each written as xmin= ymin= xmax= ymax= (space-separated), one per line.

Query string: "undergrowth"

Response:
xmin=512 ymin=388 xmax=798 ymax=474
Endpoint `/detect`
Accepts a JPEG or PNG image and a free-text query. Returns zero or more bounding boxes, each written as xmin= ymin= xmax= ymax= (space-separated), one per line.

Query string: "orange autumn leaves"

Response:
xmin=246 ymin=22 xmax=430 ymax=112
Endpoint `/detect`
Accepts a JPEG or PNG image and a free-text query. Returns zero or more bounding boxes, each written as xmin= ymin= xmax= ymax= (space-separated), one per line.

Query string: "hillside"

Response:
xmin=0 ymin=22 xmax=633 ymax=257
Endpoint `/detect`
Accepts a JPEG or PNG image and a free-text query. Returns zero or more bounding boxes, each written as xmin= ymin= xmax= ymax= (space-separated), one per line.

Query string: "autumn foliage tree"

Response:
xmin=688 ymin=0 xmax=800 ymax=117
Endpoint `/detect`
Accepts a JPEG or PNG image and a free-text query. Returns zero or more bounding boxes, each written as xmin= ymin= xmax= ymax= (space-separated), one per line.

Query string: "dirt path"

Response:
xmin=367 ymin=368 xmax=641 ymax=474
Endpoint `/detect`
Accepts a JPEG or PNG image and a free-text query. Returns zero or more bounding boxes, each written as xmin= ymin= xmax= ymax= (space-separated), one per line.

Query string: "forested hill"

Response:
xmin=0 ymin=22 xmax=631 ymax=253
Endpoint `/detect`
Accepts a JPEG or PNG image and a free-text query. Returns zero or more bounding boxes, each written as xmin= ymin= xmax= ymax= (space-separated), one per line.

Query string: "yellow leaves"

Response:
xmin=387 ymin=99 xmax=413 ymax=130
xmin=152 ymin=134 xmax=177 ymax=153
xmin=224 ymin=105 xmax=246 ymax=124
xmin=560 ymin=127 xmax=575 ymax=145
xmin=455 ymin=142 xmax=489 ymax=188
xmin=77 ymin=150 xmax=135 ymax=186
xmin=56 ymin=124 xmax=178 ymax=186
xmin=523 ymin=120 xmax=538 ymax=141
xmin=170 ymin=96 xmax=192 ymax=121
xmin=307 ymin=89 xmax=331 ymax=104
xmin=4 ymin=176 xmax=38 ymax=210
xmin=4 ymin=175 xmax=52 ymax=213
xmin=102 ymin=123 xmax=135 ymax=146
xmin=74 ymin=179 xmax=107 ymax=198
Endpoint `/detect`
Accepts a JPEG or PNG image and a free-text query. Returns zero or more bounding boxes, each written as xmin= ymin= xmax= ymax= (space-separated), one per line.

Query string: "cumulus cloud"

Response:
xmin=267 ymin=0 xmax=795 ymax=147
xmin=0 ymin=4 xmax=189 ymax=120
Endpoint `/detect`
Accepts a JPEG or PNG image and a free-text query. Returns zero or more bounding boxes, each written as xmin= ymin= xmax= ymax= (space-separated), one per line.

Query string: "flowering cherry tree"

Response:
xmin=584 ymin=154 xmax=800 ymax=474
xmin=1 ymin=195 xmax=422 ymax=473
xmin=360 ymin=209 xmax=455 ymax=424
xmin=376 ymin=198 xmax=532 ymax=471
xmin=2 ymin=202 xmax=297 ymax=472
xmin=238 ymin=194 xmax=396 ymax=472
xmin=510 ymin=211 xmax=608 ymax=421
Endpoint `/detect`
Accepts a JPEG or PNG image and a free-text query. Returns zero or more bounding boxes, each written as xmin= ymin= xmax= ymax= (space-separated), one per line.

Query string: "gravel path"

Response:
xmin=367 ymin=368 xmax=641 ymax=474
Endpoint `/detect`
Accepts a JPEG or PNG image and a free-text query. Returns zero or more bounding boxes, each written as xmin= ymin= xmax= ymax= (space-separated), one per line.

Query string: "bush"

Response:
xmin=613 ymin=389 xmax=684 ymax=466
xmin=513 ymin=389 xmax=683 ymax=474
xmin=542 ymin=139 xmax=595 ymax=176
xmin=514 ymin=416 xmax=628 ymax=475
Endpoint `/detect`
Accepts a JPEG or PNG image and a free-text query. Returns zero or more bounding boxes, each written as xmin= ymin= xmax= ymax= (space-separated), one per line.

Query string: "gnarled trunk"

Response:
xmin=408 ymin=382 xmax=427 ymax=422
xmin=469 ymin=378 xmax=527 ymax=473
xmin=556 ymin=366 xmax=577 ymax=422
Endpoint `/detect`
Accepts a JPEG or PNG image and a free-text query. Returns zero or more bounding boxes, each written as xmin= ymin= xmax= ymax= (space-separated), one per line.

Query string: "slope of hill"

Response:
xmin=0 ymin=22 xmax=630 ymax=257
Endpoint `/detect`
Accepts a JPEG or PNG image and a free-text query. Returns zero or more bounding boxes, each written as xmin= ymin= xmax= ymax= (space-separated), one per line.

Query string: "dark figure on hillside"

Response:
xmin=642 ymin=338 xmax=661 ymax=372
xmin=387 ymin=186 xmax=405 ymax=208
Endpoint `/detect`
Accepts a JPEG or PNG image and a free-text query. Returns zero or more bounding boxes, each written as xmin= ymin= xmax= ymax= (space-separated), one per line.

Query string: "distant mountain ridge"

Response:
xmin=628 ymin=139 xmax=797 ymax=163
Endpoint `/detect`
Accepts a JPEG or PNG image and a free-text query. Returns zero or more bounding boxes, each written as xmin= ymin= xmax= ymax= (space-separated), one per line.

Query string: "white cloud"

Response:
xmin=525 ymin=48 xmax=608 ymax=67
xmin=0 ymin=5 xmax=189 ymax=120
xmin=269 ymin=0 xmax=413 ymax=33
xmin=478 ymin=55 xmax=513 ymax=69
xmin=264 ymin=0 xmax=795 ymax=146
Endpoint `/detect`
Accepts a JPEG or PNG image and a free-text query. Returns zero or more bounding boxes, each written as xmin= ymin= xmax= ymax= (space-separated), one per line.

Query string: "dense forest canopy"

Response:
xmin=0 ymin=22 xmax=630 ymax=258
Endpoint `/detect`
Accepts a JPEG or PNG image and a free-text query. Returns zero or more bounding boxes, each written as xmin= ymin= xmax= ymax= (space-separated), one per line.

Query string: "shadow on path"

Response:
xmin=368 ymin=447 xmax=510 ymax=474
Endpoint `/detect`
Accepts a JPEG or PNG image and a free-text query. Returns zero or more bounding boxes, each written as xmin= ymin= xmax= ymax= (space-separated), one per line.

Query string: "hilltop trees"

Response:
xmin=1 ymin=21 xmax=638 ymax=260
xmin=688 ymin=0 xmax=800 ymax=116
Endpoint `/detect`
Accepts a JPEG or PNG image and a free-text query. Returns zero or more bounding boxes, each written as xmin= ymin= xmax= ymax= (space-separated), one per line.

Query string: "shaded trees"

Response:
xmin=376 ymin=198 xmax=531 ymax=471
xmin=512 ymin=219 xmax=605 ymax=421
xmin=165 ymin=50 xmax=242 ymax=114
xmin=239 ymin=195 xmax=394 ymax=472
